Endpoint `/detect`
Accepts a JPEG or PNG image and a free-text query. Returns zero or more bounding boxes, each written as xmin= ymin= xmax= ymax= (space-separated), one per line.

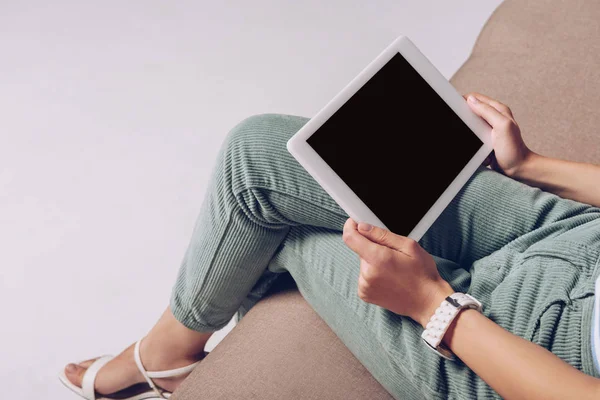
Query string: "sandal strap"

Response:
xmin=133 ymin=339 xmax=201 ymax=399
xmin=81 ymin=355 xmax=114 ymax=400
xmin=134 ymin=340 xmax=165 ymax=399
xmin=146 ymin=360 xmax=201 ymax=379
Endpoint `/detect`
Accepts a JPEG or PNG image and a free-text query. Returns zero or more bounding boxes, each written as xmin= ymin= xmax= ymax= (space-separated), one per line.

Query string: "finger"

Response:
xmin=344 ymin=217 xmax=358 ymax=231
xmin=343 ymin=219 xmax=390 ymax=264
xmin=467 ymin=95 xmax=511 ymax=129
xmin=469 ymin=93 xmax=513 ymax=118
xmin=357 ymin=222 xmax=416 ymax=255
xmin=357 ymin=273 xmax=371 ymax=301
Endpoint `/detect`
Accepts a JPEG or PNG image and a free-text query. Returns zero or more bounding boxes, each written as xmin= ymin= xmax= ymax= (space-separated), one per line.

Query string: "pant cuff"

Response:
xmin=170 ymin=294 xmax=231 ymax=332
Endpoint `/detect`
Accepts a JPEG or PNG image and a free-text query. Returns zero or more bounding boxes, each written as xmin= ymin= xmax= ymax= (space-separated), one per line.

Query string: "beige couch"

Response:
xmin=173 ymin=0 xmax=600 ymax=398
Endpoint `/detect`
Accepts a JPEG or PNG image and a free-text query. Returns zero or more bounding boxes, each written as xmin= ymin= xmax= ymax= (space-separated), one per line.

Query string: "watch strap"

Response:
xmin=421 ymin=293 xmax=482 ymax=360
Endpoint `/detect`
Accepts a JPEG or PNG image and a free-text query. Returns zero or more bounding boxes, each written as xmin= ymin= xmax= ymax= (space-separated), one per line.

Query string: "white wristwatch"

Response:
xmin=421 ymin=292 xmax=483 ymax=361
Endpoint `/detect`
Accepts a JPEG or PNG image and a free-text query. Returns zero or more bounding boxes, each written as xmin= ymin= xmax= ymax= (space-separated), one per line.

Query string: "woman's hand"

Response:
xmin=342 ymin=218 xmax=454 ymax=327
xmin=465 ymin=93 xmax=535 ymax=178
xmin=467 ymin=92 xmax=600 ymax=207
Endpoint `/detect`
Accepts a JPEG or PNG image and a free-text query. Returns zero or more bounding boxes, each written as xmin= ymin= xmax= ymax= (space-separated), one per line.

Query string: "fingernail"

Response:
xmin=468 ymin=95 xmax=479 ymax=104
xmin=358 ymin=222 xmax=373 ymax=232
xmin=66 ymin=364 xmax=77 ymax=373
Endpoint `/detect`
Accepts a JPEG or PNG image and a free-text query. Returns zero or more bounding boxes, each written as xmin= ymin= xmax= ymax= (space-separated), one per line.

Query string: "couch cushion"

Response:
xmin=171 ymin=276 xmax=394 ymax=400
xmin=451 ymin=0 xmax=600 ymax=164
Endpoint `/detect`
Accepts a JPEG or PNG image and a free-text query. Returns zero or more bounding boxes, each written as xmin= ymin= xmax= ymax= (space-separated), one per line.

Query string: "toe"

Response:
xmin=64 ymin=363 xmax=86 ymax=388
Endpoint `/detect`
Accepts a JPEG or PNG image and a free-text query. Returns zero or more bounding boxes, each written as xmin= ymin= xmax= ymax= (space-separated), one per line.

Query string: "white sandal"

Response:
xmin=59 ymin=339 xmax=201 ymax=400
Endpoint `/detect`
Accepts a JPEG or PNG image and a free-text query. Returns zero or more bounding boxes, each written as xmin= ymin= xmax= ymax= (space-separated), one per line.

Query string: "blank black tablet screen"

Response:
xmin=307 ymin=52 xmax=483 ymax=237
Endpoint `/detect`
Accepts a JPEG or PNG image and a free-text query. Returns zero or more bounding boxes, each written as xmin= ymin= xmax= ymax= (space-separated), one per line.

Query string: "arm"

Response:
xmin=438 ymin=307 xmax=600 ymax=400
xmin=513 ymin=154 xmax=600 ymax=208
xmin=438 ymin=307 xmax=600 ymax=399
xmin=455 ymin=94 xmax=600 ymax=397
xmin=465 ymin=93 xmax=600 ymax=208
xmin=342 ymin=220 xmax=600 ymax=400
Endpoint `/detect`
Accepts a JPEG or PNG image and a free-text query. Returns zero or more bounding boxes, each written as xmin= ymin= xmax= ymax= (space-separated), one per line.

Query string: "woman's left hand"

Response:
xmin=464 ymin=92 xmax=533 ymax=178
xmin=343 ymin=218 xmax=454 ymax=327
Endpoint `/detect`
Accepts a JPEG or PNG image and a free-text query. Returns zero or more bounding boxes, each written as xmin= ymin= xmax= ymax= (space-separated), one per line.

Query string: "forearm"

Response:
xmin=512 ymin=153 xmax=600 ymax=208
xmin=440 ymin=309 xmax=600 ymax=400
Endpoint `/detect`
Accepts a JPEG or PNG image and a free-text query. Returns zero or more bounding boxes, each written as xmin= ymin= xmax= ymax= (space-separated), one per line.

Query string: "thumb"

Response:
xmin=357 ymin=222 xmax=412 ymax=253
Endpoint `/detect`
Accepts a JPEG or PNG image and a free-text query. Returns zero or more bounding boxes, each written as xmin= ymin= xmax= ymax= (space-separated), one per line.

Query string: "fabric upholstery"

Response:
xmin=173 ymin=0 xmax=600 ymax=398
xmin=451 ymin=0 xmax=600 ymax=164
xmin=172 ymin=275 xmax=395 ymax=400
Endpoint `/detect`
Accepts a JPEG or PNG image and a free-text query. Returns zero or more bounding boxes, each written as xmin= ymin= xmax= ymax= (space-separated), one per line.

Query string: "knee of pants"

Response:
xmin=219 ymin=113 xmax=308 ymax=195
xmin=214 ymin=113 xmax=309 ymax=225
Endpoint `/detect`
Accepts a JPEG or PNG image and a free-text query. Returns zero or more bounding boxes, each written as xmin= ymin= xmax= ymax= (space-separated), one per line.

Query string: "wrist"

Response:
xmin=416 ymin=281 xmax=455 ymax=328
xmin=507 ymin=151 xmax=544 ymax=180
xmin=441 ymin=308 xmax=479 ymax=347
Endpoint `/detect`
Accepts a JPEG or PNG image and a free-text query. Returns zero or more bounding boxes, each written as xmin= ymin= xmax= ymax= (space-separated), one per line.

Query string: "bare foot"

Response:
xmin=64 ymin=308 xmax=213 ymax=396
xmin=64 ymin=341 xmax=203 ymax=395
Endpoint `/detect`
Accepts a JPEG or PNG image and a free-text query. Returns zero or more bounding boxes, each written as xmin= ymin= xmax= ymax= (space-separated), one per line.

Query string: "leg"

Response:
xmin=162 ymin=113 xmax=597 ymax=398
xmin=268 ymin=225 xmax=485 ymax=399
xmin=271 ymin=222 xmax=600 ymax=398
xmin=171 ymin=113 xmax=594 ymax=332
xmin=420 ymin=167 xmax=596 ymax=267
xmin=169 ymin=114 xmax=348 ymax=331
xmin=63 ymin=113 xmax=348 ymax=395
xmin=63 ymin=112 xmax=595 ymax=397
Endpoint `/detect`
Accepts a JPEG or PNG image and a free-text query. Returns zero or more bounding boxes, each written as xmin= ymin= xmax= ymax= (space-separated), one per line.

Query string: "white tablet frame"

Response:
xmin=287 ymin=36 xmax=492 ymax=241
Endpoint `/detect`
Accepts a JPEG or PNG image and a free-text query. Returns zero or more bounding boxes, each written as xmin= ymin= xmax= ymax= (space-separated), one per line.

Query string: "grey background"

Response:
xmin=0 ymin=1 xmax=502 ymax=398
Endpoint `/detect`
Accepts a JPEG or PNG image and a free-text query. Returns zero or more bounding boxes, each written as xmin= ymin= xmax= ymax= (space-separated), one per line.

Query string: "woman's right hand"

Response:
xmin=465 ymin=93 xmax=535 ymax=178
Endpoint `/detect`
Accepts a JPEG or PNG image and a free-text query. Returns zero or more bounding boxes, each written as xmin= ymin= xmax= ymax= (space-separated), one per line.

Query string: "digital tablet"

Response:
xmin=287 ymin=36 xmax=493 ymax=241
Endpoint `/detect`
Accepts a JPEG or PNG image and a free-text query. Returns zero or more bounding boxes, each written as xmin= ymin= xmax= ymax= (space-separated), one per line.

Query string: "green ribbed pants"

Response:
xmin=170 ymin=114 xmax=600 ymax=399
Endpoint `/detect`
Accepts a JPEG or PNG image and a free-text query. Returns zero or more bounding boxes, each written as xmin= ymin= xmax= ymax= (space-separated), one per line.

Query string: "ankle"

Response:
xmin=139 ymin=336 xmax=206 ymax=371
xmin=136 ymin=308 xmax=214 ymax=371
